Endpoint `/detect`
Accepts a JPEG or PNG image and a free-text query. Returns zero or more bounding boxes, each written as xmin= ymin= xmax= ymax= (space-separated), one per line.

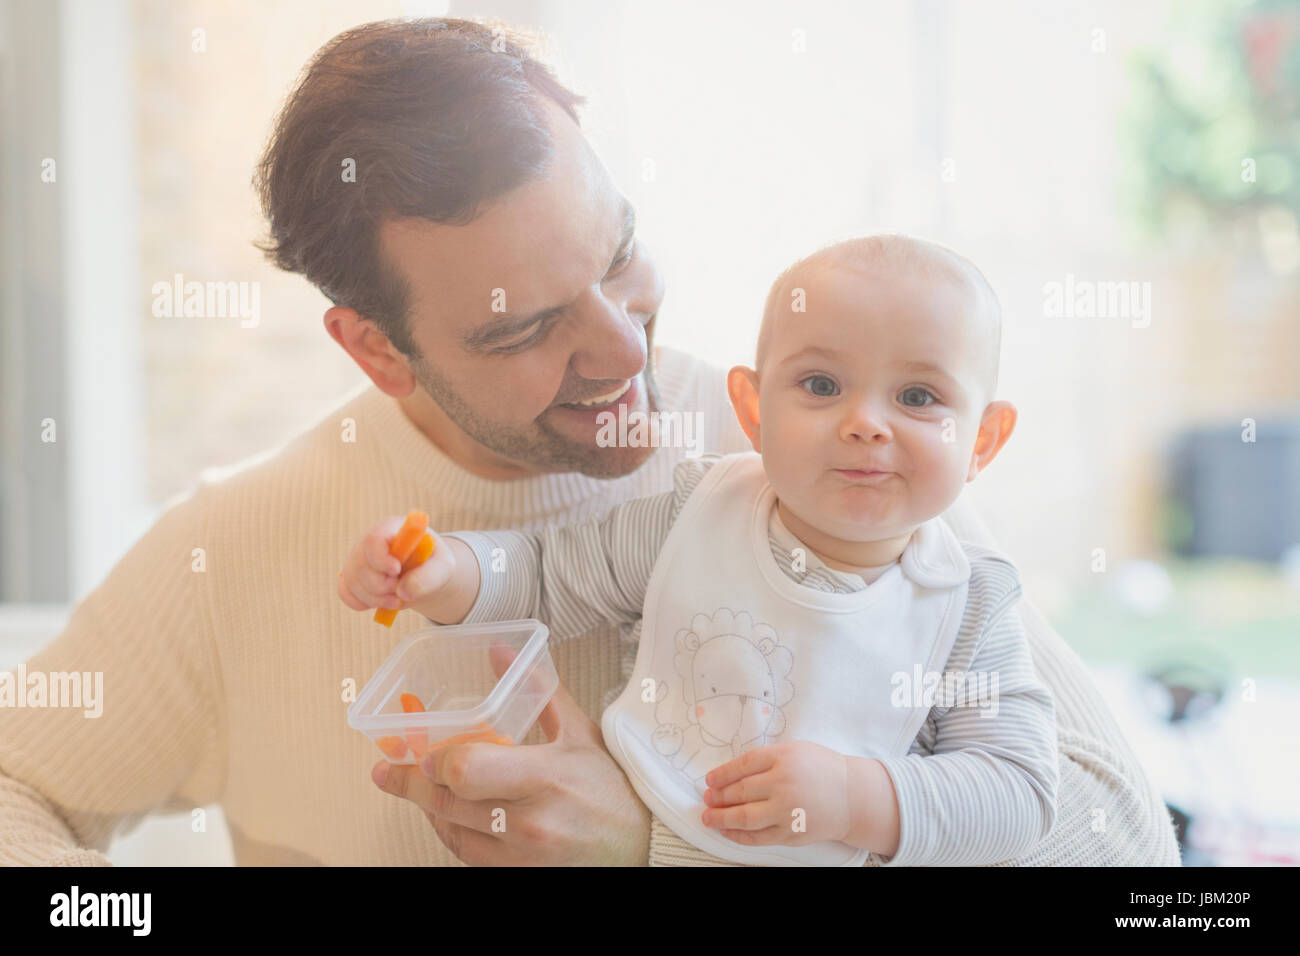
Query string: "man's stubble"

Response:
xmin=407 ymin=346 xmax=665 ymax=479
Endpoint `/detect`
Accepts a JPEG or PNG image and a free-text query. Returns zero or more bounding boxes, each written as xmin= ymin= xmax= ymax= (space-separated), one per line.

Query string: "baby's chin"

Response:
xmin=796 ymin=492 xmax=955 ymax=543
xmin=782 ymin=499 xmax=912 ymax=544
xmin=822 ymin=517 xmax=918 ymax=545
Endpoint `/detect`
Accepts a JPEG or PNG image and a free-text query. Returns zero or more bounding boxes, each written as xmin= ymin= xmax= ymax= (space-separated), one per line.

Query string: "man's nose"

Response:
xmin=568 ymin=288 xmax=647 ymax=383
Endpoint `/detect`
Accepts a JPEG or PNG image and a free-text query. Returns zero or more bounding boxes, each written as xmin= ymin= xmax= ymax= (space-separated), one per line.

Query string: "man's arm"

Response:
xmin=940 ymin=490 xmax=1181 ymax=866
xmin=0 ymin=489 xmax=226 ymax=865
xmin=1006 ymin=595 xmax=1181 ymax=866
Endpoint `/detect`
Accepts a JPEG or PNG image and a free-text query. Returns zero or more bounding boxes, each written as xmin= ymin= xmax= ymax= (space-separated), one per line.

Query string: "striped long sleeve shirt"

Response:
xmin=449 ymin=454 xmax=1059 ymax=866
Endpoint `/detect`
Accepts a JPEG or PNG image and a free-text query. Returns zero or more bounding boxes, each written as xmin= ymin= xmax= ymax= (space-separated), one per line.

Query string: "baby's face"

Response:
xmin=751 ymin=262 xmax=996 ymax=544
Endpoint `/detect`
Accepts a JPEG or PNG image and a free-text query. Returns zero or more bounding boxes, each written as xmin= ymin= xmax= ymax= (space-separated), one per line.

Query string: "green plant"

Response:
xmin=1122 ymin=0 xmax=1300 ymax=237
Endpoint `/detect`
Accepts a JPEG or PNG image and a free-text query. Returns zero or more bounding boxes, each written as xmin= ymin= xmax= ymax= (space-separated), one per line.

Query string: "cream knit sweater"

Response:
xmin=0 ymin=345 xmax=1180 ymax=866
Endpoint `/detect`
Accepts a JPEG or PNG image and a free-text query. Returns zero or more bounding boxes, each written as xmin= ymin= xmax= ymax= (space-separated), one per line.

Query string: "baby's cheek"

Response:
xmin=916 ymin=432 xmax=970 ymax=493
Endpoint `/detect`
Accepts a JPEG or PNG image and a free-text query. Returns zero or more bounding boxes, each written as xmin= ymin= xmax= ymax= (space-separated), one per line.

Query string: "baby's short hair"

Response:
xmin=756 ymin=233 xmax=1003 ymax=402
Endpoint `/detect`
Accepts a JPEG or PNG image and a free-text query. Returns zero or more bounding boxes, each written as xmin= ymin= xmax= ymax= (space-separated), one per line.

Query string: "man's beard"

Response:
xmin=407 ymin=348 xmax=664 ymax=479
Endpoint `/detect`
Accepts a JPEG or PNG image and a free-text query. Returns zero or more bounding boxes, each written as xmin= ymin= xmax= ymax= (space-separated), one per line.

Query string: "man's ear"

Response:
xmin=967 ymin=400 xmax=1017 ymax=481
xmin=323 ymin=305 xmax=417 ymax=398
xmin=726 ymin=365 xmax=762 ymax=451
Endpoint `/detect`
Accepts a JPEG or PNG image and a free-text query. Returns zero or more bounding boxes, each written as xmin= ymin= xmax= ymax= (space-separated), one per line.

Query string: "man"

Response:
xmin=0 ymin=18 xmax=1178 ymax=866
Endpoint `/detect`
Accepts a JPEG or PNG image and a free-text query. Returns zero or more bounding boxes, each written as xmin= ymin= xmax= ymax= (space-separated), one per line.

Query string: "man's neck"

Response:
xmin=396 ymin=386 xmax=545 ymax=481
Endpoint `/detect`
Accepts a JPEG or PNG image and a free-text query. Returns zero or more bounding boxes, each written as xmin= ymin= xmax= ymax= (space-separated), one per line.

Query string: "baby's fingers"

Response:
xmin=704 ymin=770 xmax=772 ymax=808
xmin=338 ymin=569 xmax=399 ymax=611
xmin=364 ymin=515 xmax=409 ymax=575
xmin=342 ymin=544 xmax=400 ymax=604
xmin=337 ymin=573 xmax=370 ymax=611
xmin=705 ymin=746 xmax=777 ymax=792
xmin=701 ymin=800 xmax=778 ymax=832
xmin=395 ymin=539 xmax=454 ymax=602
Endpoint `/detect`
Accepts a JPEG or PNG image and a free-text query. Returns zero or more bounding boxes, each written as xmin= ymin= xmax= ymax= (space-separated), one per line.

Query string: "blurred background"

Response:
xmin=1 ymin=0 xmax=1297 ymax=865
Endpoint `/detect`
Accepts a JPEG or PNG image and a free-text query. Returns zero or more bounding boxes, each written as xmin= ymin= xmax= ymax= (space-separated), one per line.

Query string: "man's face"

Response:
xmin=378 ymin=98 xmax=664 ymax=478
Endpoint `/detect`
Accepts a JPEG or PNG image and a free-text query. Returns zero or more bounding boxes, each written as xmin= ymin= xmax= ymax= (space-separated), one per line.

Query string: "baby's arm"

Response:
xmin=871 ymin=597 xmax=1059 ymax=865
xmin=701 ymin=582 xmax=1056 ymax=861
xmin=437 ymin=489 xmax=675 ymax=636
xmin=339 ymin=487 xmax=684 ymax=638
xmin=391 ymin=458 xmax=719 ymax=638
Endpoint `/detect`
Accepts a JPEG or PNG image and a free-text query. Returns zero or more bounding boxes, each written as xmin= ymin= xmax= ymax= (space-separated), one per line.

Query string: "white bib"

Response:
xmin=601 ymin=452 xmax=972 ymax=866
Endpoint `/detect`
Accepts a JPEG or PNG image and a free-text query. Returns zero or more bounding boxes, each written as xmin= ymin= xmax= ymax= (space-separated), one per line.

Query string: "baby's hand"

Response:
xmin=337 ymin=515 xmax=457 ymax=615
xmin=700 ymin=741 xmax=852 ymax=846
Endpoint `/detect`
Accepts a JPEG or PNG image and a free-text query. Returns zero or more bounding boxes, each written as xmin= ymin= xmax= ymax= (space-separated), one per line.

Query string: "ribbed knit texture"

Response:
xmin=0 ymin=345 xmax=1180 ymax=866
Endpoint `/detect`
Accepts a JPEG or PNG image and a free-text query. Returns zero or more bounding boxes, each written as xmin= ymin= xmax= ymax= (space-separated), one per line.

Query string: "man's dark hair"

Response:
xmin=254 ymin=17 xmax=585 ymax=355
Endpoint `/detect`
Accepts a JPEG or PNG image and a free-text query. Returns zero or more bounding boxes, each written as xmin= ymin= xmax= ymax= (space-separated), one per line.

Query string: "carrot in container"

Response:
xmin=425 ymin=722 xmax=515 ymax=751
xmin=399 ymin=691 xmax=429 ymax=756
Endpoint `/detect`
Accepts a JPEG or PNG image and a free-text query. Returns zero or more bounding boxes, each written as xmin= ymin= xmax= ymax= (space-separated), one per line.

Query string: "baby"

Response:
xmin=340 ymin=234 xmax=1058 ymax=866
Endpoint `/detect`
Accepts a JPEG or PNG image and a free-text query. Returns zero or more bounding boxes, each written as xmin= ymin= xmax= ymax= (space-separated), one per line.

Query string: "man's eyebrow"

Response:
xmin=462 ymin=200 xmax=637 ymax=352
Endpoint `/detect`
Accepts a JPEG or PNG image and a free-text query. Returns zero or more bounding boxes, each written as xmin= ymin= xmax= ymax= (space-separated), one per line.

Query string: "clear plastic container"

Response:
xmin=348 ymin=619 xmax=557 ymax=765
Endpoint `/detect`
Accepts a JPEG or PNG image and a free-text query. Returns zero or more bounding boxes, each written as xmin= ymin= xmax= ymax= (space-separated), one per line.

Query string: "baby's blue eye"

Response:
xmin=899 ymin=386 xmax=936 ymax=407
xmin=800 ymin=374 xmax=839 ymax=397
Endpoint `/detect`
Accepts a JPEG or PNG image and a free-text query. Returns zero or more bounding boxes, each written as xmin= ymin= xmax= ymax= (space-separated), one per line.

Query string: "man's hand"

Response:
xmin=369 ymin=680 xmax=651 ymax=865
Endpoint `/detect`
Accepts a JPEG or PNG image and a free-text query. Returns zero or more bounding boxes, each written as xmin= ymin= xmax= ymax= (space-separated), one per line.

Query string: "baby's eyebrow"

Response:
xmin=778 ymin=345 xmax=840 ymax=366
xmin=894 ymin=360 xmax=967 ymax=395
xmin=894 ymin=359 xmax=950 ymax=376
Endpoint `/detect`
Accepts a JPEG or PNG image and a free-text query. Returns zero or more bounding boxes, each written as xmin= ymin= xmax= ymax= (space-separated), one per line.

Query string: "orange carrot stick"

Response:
xmin=400 ymin=692 xmax=430 ymax=754
xmin=375 ymin=532 xmax=435 ymax=628
xmin=377 ymin=736 xmax=409 ymax=760
xmin=427 ymin=729 xmax=500 ymax=749
xmin=401 ymin=533 xmax=434 ymax=573
xmin=389 ymin=511 xmax=429 ymax=564
xmin=374 ymin=514 xmax=432 ymax=627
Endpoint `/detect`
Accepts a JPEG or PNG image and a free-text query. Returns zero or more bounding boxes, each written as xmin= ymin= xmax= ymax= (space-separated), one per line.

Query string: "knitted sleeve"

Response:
xmin=0 ymin=485 xmax=227 ymax=865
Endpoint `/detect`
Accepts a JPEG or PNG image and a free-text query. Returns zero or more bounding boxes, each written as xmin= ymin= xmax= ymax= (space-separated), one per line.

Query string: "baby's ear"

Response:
xmin=967 ymin=400 xmax=1017 ymax=481
xmin=726 ymin=366 xmax=762 ymax=449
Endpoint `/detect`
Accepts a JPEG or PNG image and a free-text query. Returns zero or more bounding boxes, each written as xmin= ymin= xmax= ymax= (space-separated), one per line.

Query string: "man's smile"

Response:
xmin=560 ymin=378 xmax=633 ymax=408
xmin=551 ymin=375 xmax=643 ymax=426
